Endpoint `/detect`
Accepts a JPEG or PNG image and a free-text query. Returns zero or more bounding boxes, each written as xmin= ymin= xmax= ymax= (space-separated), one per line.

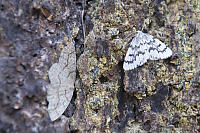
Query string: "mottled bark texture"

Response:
xmin=0 ymin=0 xmax=199 ymax=132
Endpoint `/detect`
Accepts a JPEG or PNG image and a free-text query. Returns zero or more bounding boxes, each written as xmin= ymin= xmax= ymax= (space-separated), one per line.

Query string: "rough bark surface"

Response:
xmin=0 ymin=0 xmax=199 ymax=132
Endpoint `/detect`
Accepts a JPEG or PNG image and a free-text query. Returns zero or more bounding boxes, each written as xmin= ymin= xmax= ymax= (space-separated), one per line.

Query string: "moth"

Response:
xmin=47 ymin=42 xmax=76 ymax=121
xmin=123 ymin=31 xmax=172 ymax=70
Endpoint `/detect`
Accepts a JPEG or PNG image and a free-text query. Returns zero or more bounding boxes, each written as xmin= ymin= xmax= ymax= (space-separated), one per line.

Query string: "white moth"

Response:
xmin=123 ymin=31 xmax=172 ymax=70
xmin=47 ymin=42 xmax=76 ymax=121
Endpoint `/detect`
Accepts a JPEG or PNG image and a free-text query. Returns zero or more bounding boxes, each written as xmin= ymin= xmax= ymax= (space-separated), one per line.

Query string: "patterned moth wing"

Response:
xmin=47 ymin=42 xmax=76 ymax=121
xmin=123 ymin=31 xmax=172 ymax=70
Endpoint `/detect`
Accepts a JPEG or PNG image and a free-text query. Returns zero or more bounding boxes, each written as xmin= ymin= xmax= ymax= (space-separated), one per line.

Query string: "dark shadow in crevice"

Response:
xmin=99 ymin=75 xmax=108 ymax=83
xmin=115 ymin=61 xmax=141 ymax=132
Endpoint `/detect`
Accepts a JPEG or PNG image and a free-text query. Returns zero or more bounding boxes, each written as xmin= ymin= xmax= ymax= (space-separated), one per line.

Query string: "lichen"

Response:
xmin=74 ymin=0 xmax=200 ymax=132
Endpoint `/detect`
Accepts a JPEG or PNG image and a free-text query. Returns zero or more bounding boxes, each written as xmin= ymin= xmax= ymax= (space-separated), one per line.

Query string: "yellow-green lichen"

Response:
xmin=73 ymin=0 xmax=200 ymax=132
